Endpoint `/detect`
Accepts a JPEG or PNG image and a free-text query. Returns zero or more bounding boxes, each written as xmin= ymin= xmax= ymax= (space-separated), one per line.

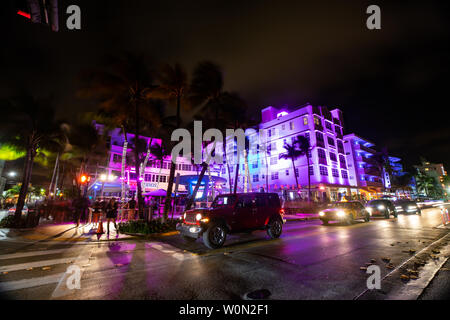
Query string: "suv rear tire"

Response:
xmin=203 ymin=222 xmax=227 ymax=249
xmin=267 ymin=218 xmax=283 ymax=239
xmin=364 ymin=212 xmax=370 ymax=222
xmin=321 ymin=219 xmax=329 ymax=225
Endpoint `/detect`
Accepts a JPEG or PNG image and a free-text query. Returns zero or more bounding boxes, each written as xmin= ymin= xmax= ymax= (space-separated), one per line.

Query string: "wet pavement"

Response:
xmin=0 ymin=205 xmax=449 ymax=300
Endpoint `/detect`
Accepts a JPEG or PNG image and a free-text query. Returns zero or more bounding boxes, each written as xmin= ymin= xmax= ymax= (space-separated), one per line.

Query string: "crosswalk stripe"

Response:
xmin=0 ymin=257 xmax=75 ymax=273
xmin=0 ymin=273 xmax=65 ymax=293
xmin=147 ymin=242 xmax=196 ymax=261
xmin=0 ymin=248 xmax=81 ymax=260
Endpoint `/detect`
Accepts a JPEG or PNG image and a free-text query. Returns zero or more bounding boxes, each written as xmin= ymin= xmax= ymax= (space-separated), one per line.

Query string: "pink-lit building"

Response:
xmin=216 ymin=104 xmax=361 ymax=201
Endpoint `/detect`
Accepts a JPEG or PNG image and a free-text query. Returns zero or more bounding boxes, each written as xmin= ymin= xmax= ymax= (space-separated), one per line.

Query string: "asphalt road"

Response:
xmin=0 ymin=206 xmax=449 ymax=300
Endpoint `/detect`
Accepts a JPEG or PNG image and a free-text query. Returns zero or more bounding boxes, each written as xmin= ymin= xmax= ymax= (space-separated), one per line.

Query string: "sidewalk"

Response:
xmin=0 ymin=221 xmax=136 ymax=243
xmin=284 ymin=213 xmax=320 ymax=222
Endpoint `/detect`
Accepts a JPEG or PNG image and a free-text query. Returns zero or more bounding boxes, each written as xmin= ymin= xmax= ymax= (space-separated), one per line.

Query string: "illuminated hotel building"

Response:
xmin=217 ymin=104 xmax=365 ymax=201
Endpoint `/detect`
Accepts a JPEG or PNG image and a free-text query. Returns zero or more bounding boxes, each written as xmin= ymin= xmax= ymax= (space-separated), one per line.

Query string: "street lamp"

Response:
xmin=8 ymin=171 xmax=16 ymax=177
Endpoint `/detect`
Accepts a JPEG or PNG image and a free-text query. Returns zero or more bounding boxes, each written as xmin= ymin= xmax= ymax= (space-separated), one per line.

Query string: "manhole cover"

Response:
xmin=243 ymin=289 xmax=271 ymax=300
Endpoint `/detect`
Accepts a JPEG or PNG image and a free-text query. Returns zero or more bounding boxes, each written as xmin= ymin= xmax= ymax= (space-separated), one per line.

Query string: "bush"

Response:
xmin=118 ymin=219 xmax=178 ymax=235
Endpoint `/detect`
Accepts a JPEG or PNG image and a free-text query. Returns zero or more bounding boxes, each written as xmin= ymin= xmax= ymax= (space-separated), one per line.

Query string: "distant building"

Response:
xmin=414 ymin=161 xmax=447 ymax=197
xmin=86 ymin=123 xmax=223 ymax=201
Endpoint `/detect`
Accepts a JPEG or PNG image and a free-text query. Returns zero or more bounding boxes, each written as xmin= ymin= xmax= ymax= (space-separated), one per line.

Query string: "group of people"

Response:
xmin=74 ymin=197 xmax=120 ymax=235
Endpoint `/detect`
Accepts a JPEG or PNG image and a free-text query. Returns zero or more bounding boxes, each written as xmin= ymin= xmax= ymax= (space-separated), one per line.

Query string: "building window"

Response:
xmin=329 ymin=152 xmax=337 ymax=162
xmin=337 ymin=140 xmax=344 ymax=154
xmin=252 ymin=162 xmax=258 ymax=169
xmin=360 ymin=175 xmax=365 ymax=181
xmin=285 ymin=169 xmax=289 ymax=176
xmin=320 ymin=166 xmax=328 ymax=176
xmin=327 ymin=137 xmax=335 ymax=147
xmin=339 ymin=155 xmax=347 ymax=169
xmin=113 ymin=154 xmax=122 ymax=163
xmin=289 ymin=122 xmax=294 ymax=130
xmin=295 ymin=168 xmax=299 ymax=177
xmin=242 ymin=164 xmax=245 ymax=171
xmin=229 ymin=166 xmax=233 ymax=173
xmin=309 ymin=166 xmax=314 ymax=176
xmin=332 ymin=168 xmax=339 ymax=178
xmin=271 ymin=172 xmax=279 ymax=180
xmin=291 ymin=136 xmax=296 ymax=143
xmin=325 ymin=121 xmax=332 ymax=130
xmin=314 ymin=117 xmax=320 ymax=125
xmin=222 ymin=168 xmax=226 ymax=174
xmin=129 ymin=172 xmax=137 ymax=180
xmin=270 ymin=156 xmax=278 ymax=165
xmin=316 ymin=132 xmax=324 ymax=147
xmin=144 ymin=174 xmax=151 ymax=182
xmin=341 ymin=170 xmax=348 ymax=179
xmin=253 ymin=174 xmax=259 ymax=182
xmin=318 ymin=148 xmax=327 ymax=165
xmin=303 ymin=117 xmax=308 ymax=125
xmin=305 ymin=132 xmax=310 ymax=143
xmin=282 ymin=124 xmax=285 ymax=131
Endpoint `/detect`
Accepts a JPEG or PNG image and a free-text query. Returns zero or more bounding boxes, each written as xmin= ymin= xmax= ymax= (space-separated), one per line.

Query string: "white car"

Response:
xmin=8 ymin=205 xmax=29 ymax=215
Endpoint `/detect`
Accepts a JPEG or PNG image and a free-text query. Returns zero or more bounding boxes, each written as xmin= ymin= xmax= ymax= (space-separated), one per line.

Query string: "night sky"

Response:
xmin=2 ymin=0 xmax=450 ymax=172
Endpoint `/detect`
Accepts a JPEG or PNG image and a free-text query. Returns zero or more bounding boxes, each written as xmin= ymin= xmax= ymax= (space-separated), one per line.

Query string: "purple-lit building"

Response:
xmin=87 ymin=123 xmax=223 ymax=200
xmin=216 ymin=104 xmax=361 ymax=201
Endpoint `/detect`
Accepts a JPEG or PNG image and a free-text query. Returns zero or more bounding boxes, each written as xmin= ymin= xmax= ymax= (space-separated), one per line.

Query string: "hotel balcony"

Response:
xmin=354 ymin=143 xmax=376 ymax=154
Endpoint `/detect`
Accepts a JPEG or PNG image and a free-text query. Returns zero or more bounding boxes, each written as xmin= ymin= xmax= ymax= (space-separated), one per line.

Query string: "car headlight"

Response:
xmin=195 ymin=213 xmax=202 ymax=221
xmin=337 ymin=211 xmax=346 ymax=217
xmin=378 ymin=205 xmax=385 ymax=210
xmin=183 ymin=213 xmax=186 ymax=220
xmin=319 ymin=211 xmax=325 ymax=217
xmin=366 ymin=207 xmax=372 ymax=213
xmin=408 ymin=206 xmax=416 ymax=210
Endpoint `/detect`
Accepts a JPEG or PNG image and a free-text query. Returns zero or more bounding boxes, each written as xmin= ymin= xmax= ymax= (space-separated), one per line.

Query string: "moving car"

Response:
xmin=177 ymin=193 xmax=285 ymax=249
xmin=366 ymin=199 xmax=397 ymax=218
xmin=394 ymin=200 xmax=421 ymax=215
xmin=8 ymin=205 xmax=28 ymax=215
xmin=319 ymin=201 xmax=370 ymax=225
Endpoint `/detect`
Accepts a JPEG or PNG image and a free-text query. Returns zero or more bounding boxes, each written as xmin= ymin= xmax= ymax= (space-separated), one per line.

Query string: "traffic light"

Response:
xmin=80 ymin=174 xmax=90 ymax=184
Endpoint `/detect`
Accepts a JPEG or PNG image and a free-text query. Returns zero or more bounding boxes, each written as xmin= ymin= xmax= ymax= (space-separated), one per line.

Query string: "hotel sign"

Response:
xmin=142 ymin=182 xmax=159 ymax=189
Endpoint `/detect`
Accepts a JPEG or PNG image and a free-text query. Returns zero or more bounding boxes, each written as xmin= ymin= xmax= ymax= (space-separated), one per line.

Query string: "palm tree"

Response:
xmin=415 ymin=171 xmax=435 ymax=198
xmin=78 ymin=53 xmax=160 ymax=218
xmin=149 ymin=63 xmax=189 ymax=220
xmin=279 ymin=140 xmax=302 ymax=193
xmin=0 ymin=95 xmax=63 ymax=226
xmin=296 ymin=135 xmax=313 ymax=202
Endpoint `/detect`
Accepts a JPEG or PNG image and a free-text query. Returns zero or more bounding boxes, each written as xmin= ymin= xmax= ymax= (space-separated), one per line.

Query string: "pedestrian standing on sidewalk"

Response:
xmin=106 ymin=197 xmax=119 ymax=235
xmin=92 ymin=199 xmax=101 ymax=228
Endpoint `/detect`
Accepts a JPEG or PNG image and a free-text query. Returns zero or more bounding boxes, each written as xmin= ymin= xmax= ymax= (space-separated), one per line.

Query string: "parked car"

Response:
xmin=366 ymin=199 xmax=397 ymax=218
xmin=177 ymin=193 xmax=285 ymax=249
xmin=8 ymin=205 xmax=28 ymax=215
xmin=319 ymin=201 xmax=370 ymax=225
xmin=394 ymin=200 xmax=421 ymax=215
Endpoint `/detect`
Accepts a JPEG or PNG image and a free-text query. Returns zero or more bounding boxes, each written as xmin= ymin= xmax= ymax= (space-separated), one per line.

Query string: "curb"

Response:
xmin=121 ymin=230 xmax=179 ymax=238
xmin=284 ymin=216 xmax=320 ymax=222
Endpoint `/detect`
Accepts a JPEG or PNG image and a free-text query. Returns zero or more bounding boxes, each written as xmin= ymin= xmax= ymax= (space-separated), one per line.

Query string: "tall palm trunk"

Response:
xmin=120 ymin=127 xmax=128 ymax=209
xmin=164 ymin=94 xmax=181 ymax=219
xmin=134 ymin=101 xmax=144 ymax=218
xmin=15 ymin=147 xmax=35 ymax=226
xmin=139 ymin=137 xmax=153 ymax=182
xmin=292 ymin=157 xmax=299 ymax=190
xmin=185 ymin=162 xmax=207 ymax=210
xmin=306 ymin=154 xmax=311 ymax=202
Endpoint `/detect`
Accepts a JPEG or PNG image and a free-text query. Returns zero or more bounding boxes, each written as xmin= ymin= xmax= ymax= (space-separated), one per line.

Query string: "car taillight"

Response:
xmin=279 ymin=208 xmax=285 ymax=215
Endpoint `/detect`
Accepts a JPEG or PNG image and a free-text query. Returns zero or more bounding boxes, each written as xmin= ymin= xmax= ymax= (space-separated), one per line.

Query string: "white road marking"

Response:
xmin=0 ymin=248 xmax=81 ymax=260
xmin=50 ymin=244 xmax=96 ymax=299
xmin=0 ymin=273 xmax=65 ymax=293
xmin=148 ymin=242 xmax=196 ymax=261
xmin=0 ymin=257 xmax=76 ymax=273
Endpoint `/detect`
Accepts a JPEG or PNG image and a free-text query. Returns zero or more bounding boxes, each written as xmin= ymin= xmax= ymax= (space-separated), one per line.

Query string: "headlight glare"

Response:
xmin=195 ymin=213 xmax=202 ymax=221
xmin=337 ymin=211 xmax=346 ymax=217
